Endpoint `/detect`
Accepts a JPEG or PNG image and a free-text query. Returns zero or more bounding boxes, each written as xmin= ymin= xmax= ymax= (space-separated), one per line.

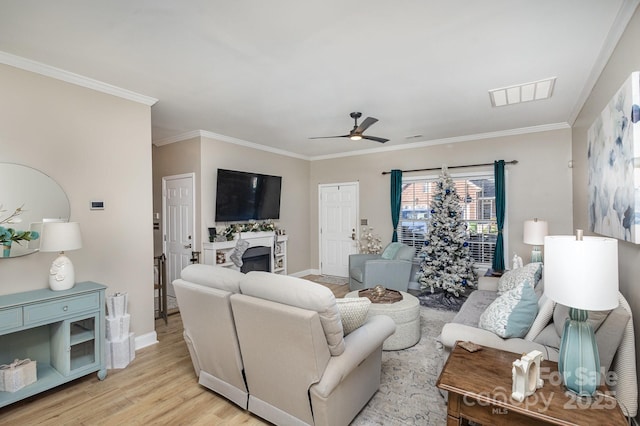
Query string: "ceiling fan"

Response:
xmin=310 ymin=112 xmax=389 ymax=143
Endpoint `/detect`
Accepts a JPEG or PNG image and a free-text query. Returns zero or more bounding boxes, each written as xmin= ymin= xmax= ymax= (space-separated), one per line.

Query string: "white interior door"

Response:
xmin=319 ymin=182 xmax=358 ymax=277
xmin=163 ymin=173 xmax=196 ymax=299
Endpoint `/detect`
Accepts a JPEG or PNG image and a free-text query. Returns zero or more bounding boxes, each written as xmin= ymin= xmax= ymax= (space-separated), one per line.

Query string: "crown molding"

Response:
xmin=154 ymin=130 xmax=311 ymax=160
xmin=0 ymin=51 xmax=158 ymax=106
xmin=153 ymin=130 xmax=203 ymax=146
xmin=308 ymin=122 xmax=571 ymax=161
xmin=155 ymin=123 xmax=569 ymax=162
xmin=568 ymin=0 xmax=640 ymax=124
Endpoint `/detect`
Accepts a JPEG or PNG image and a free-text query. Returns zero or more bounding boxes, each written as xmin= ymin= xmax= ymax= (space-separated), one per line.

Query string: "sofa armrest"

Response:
xmin=440 ymin=323 xmax=553 ymax=359
xmin=349 ymin=253 xmax=380 ymax=271
xmin=477 ymin=276 xmax=499 ymax=291
xmin=312 ymin=315 xmax=396 ymax=397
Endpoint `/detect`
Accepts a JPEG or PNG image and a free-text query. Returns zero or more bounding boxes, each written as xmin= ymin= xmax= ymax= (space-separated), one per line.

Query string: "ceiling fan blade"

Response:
xmin=309 ymin=135 xmax=350 ymax=139
xmin=355 ymin=116 xmax=378 ymax=133
xmin=362 ymin=135 xmax=389 ymax=143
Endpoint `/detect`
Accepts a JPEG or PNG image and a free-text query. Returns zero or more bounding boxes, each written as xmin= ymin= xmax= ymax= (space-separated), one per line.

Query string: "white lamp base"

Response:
xmin=49 ymin=253 xmax=76 ymax=291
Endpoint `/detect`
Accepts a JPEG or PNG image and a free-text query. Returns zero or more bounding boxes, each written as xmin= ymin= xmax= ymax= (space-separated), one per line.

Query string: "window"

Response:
xmin=397 ymin=172 xmax=498 ymax=266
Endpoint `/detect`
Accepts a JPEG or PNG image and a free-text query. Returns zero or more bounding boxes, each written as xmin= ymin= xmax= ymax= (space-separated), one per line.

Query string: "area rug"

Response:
xmin=352 ymin=306 xmax=456 ymax=425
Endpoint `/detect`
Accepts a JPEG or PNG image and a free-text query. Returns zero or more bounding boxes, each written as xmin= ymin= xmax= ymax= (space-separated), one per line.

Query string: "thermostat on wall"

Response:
xmin=90 ymin=200 xmax=105 ymax=210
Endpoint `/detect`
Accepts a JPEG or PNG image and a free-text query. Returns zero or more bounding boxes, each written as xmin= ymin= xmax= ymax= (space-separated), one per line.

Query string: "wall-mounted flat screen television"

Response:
xmin=215 ymin=168 xmax=282 ymax=222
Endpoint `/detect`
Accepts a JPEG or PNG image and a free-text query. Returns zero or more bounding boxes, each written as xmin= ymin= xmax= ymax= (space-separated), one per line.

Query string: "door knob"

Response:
xmin=351 ymin=229 xmax=356 ymax=240
xmin=184 ymin=244 xmax=192 ymax=249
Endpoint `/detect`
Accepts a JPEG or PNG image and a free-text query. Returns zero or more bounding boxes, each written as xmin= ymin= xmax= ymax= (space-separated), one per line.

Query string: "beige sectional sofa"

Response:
xmin=439 ymin=272 xmax=638 ymax=418
xmin=173 ymin=264 xmax=396 ymax=426
xmin=173 ymin=264 xmax=249 ymax=408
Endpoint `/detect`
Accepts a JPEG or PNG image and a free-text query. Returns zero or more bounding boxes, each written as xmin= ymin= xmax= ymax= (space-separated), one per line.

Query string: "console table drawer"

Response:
xmin=24 ymin=293 xmax=100 ymax=324
xmin=0 ymin=307 xmax=22 ymax=332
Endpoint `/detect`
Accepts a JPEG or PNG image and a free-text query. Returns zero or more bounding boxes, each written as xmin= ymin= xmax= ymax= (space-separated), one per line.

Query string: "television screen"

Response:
xmin=215 ymin=169 xmax=282 ymax=222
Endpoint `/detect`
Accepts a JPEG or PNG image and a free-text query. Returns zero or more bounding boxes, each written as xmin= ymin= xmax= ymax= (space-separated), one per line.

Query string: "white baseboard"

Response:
xmin=135 ymin=331 xmax=158 ymax=351
xmin=289 ymin=269 xmax=319 ymax=277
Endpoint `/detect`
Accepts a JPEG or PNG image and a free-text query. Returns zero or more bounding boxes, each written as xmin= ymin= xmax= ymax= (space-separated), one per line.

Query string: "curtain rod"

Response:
xmin=381 ymin=160 xmax=518 ymax=175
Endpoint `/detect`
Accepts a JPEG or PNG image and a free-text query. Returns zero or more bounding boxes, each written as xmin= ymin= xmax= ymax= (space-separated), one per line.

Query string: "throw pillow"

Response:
xmin=553 ymin=304 xmax=610 ymax=337
xmin=336 ymin=297 xmax=371 ymax=334
xmin=381 ymin=242 xmax=404 ymax=260
xmin=479 ymin=282 xmax=539 ymax=338
xmin=497 ymin=262 xmax=543 ymax=294
xmin=524 ymin=294 xmax=555 ymax=341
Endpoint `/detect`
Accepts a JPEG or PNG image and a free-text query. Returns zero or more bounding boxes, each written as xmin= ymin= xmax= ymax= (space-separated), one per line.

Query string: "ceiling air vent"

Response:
xmin=489 ymin=77 xmax=556 ymax=107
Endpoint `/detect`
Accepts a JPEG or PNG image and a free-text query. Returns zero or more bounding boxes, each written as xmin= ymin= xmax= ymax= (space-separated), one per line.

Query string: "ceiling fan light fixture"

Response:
xmin=310 ymin=112 xmax=388 ymax=143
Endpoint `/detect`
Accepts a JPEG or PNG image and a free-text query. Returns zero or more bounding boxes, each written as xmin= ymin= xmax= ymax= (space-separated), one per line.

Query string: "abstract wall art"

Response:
xmin=588 ymin=71 xmax=640 ymax=243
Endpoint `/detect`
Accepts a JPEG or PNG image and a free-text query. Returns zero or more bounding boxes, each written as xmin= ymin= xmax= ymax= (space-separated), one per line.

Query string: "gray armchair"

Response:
xmin=348 ymin=243 xmax=415 ymax=292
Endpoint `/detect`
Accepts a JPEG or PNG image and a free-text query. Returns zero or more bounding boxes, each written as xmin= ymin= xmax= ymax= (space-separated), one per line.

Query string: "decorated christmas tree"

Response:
xmin=417 ymin=168 xmax=477 ymax=296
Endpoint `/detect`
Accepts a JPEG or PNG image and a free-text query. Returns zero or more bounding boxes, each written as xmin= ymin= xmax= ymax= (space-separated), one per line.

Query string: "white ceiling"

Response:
xmin=0 ymin=1 xmax=637 ymax=159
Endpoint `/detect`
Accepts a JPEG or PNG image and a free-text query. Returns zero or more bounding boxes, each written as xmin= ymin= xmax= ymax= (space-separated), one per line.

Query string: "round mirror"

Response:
xmin=0 ymin=163 xmax=70 ymax=258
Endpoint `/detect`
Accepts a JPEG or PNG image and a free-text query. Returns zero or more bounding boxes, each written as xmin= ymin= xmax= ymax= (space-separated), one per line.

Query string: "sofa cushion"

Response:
xmin=180 ymin=264 xmax=243 ymax=293
xmin=497 ymin=262 xmax=542 ymax=294
xmin=336 ymin=297 xmax=371 ymax=334
xmin=479 ymin=283 xmax=538 ymax=338
xmin=533 ymin=323 xmax=561 ymax=349
xmin=449 ymin=290 xmax=499 ymax=327
xmin=594 ymin=304 xmax=631 ymax=372
xmin=539 ymin=303 xmax=629 ymax=372
xmin=239 ymin=271 xmax=345 ymax=356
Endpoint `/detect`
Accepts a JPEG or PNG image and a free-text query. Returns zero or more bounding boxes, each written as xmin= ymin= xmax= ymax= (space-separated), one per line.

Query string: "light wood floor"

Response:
xmin=0 ymin=277 xmax=349 ymax=425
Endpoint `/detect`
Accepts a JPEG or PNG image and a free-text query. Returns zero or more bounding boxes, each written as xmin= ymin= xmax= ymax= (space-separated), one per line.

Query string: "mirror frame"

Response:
xmin=0 ymin=163 xmax=70 ymax=258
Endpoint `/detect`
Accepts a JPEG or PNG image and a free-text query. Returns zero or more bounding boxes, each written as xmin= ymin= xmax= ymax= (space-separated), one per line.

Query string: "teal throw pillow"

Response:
xmin=381 ymin=242 xmax=404 ymax=260
xmin=479 ymin=281 xmax=539 ymax=338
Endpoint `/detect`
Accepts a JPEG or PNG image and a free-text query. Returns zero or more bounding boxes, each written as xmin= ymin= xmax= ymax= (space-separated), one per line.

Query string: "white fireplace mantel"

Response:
xmin=203 ymin=231 xmax=288 ymax=274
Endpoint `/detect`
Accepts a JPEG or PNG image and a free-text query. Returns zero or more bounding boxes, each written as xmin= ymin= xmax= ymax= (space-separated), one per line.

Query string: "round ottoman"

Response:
xmin=346 ymin=290 xmax=421 ymax=350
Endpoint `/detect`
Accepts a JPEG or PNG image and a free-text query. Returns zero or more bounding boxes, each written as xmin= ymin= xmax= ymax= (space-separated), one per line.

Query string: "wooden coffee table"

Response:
xmin=436 ymin=342 xmax=628 ymax=425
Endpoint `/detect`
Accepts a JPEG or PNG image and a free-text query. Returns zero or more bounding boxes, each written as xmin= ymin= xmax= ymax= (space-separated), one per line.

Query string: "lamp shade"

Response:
xmin=543 ymin=235 xmax=618 ymax=311
xmin=523 ymin=219 xmax=548 ymax=245
xmin=40 ymin=222 xmax=83 ymax=252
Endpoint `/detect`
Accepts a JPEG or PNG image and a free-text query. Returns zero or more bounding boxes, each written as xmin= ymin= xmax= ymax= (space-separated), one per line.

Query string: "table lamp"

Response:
xmin=523 ymin=218 xmax=548 ymax=262
xmin=543 ymin=230 xmax=619 ymax=396
xmin=40 ymin=222 xmax=83 ymax=291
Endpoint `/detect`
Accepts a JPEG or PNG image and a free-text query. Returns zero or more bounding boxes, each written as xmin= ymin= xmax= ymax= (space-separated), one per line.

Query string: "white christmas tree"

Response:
xmin=417 ymin=168 xmax=477 ymax=296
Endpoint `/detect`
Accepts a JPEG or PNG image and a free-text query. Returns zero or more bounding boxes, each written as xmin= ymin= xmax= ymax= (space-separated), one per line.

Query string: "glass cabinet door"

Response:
xmin=51 ymin=314 xmax=99 ymax=376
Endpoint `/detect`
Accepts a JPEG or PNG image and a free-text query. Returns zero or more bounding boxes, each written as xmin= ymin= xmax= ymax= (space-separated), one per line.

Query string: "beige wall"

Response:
xmin=152 ymin=137 xmax=202 ymax=256
xmin=572 ymin=6 xmax=640 ymax=401
xmin=200 ymin=136 xmax=311 ymax=275
xmin=309 ymin=128 xmax=573 ymax=270
xmin=0 ymin=64 xmax=155 ymax=340
xmin=153 ymin=136 xmax=311 ymax=275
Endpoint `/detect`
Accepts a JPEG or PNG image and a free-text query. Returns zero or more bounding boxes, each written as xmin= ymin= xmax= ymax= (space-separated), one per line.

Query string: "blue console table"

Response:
xmin=0 ymin=281 xmax=107 ymax=408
